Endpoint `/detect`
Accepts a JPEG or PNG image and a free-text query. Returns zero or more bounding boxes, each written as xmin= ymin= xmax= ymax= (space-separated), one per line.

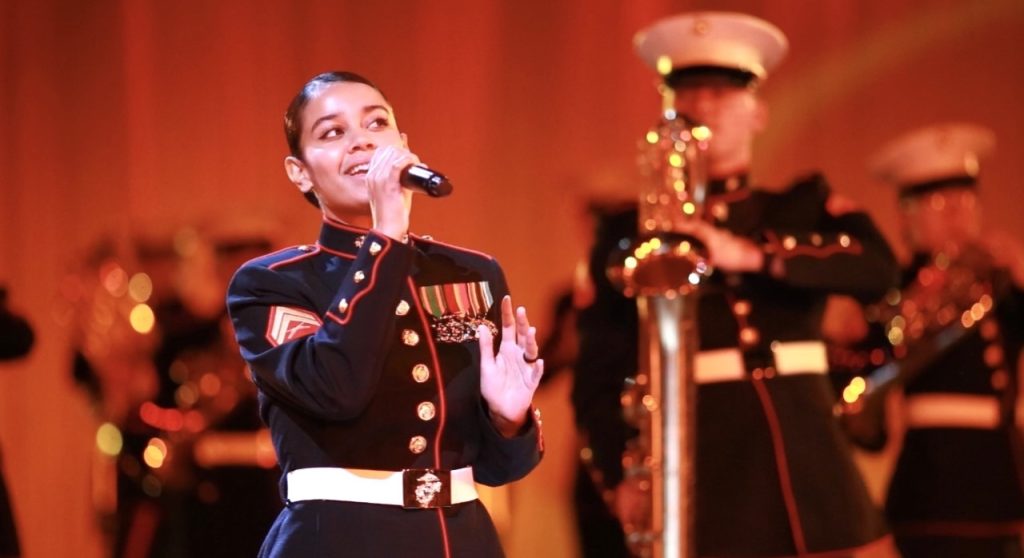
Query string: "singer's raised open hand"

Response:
xmin=477 ymin=295 xmax=544 ymax=437
xmin=366 ymin=145 xmax=418 ymax=241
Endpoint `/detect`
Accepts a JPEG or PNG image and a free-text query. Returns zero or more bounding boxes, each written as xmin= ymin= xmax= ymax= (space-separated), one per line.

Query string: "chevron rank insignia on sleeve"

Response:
xmin=265 ymin=306 xmax=323 ymax=347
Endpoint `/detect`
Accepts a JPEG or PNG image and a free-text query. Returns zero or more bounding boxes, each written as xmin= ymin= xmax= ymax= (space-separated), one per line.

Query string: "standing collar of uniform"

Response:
xmin=706 ymin=174 xmax=749 ymax=196
xmin=317 ymin=217 xmax=370 ymax=256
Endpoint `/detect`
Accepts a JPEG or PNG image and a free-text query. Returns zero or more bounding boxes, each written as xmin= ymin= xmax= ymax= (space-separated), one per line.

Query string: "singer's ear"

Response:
xmin=285 ymin=156 xmax=314 ymax=193
xmin=401 ymin=132 xmax=409 ymax=149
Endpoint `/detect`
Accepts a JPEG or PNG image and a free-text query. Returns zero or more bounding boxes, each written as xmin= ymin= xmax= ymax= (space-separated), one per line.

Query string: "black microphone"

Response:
xmin=400 ymin=164 xmax=454 ymax=198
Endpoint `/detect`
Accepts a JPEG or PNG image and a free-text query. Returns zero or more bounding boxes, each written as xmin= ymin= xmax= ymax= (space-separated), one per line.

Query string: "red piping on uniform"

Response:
xmin=778 ymin=242 xmax=862 ymax=260
xmin=435 ymin=508 xmax=453 ymax=558
xmin=798 ymin=535 xmax=894 ymax=558
xmin=751 ymin=378 xmax=808 ymax=556
xmin=702 ymin=533 xmax=895 ymax=558
xmin=411 ymin=234 xmax=495 ymax=261
xmin=408 ymin=277 xmax=452 ymax=558
xmin=894 ymin=519 xmax=1024 ymax=537
xmin=761 ymin=228 xmax=864 ymax=261
xmin=762 ymin=230 xmax=784 ymax=264
xmin=325 ymin=238 xmax=392 ymax=326
xmin=268 ymin=246 xmax=321 ymax=270
xmin=407 ymin=277 xmax=448 ymax=468
xmin=122 ymin=501 xmax=161 ymax=558
xmin=316 ymin=244 xmax=357 ymax=260
xmin=705 ymin=188 xmax=752 ymax=205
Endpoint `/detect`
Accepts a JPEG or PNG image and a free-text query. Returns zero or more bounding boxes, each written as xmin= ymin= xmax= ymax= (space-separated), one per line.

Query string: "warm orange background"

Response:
xmin=2 ymin=1 xmax=1023 ymax=556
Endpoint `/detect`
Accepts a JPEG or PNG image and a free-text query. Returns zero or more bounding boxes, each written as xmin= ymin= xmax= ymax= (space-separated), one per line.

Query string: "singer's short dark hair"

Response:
xmin=284 ymin=71 xmax=390 ymax=208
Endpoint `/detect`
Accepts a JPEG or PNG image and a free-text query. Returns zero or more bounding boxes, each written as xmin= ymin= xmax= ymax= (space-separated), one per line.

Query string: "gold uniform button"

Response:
xmin=337 ymin=298 xmax=349 ymax=313
xmin=409 ymin=436 xmax=428 ymax=454
xmin=411 ymin=364 xmax=430 ymax=383
xmin=980 ymin=319 xmax=1000 ymax=341
xmin=739 ymin=326 xmax=760 ymax=346
xmin=991 ymin=370 xmax=1010 ymax=390
xmin=838 ymin=234 xmax=851 ymax=248
xmin=782 ymin=236 xmax=798 ymax=250
xmin=711 ymin=203 xmax=729 ymax=222
xmin=396 ymin=300 xmax=410 ymax=316
xmin=733 ymin=300 xmax=751 ymax=317
xmin=417 ymin=402 xmax=436 ymax=421
xmin=369 ymin=241 xmax=382 ymax=256
xmin=810 ymin=233 xmax=823 ymax=246
xmin=353 ymin=270 xmax=365 ymax=283
xmin=402 ymin=329 xmax=420 ymax=346
xmin=984 ymin=344 xmax=1005 ymax=367
xmin=354 ymin=235 xmax=365 ymax=248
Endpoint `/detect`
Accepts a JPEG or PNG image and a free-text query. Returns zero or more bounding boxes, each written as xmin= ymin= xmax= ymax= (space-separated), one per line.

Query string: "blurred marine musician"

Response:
xmin=844 ymin=123 xmax=1024 ymax=558
xmin=572 ymin=11 xmax=899 ymax=558
xmin=0 ymin=287 xmax=35 ymax=558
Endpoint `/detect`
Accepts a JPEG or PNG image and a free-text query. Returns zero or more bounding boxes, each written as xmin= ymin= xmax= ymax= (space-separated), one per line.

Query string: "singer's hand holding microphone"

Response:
xmin=365 ymin=145 xmax=453 ymax=242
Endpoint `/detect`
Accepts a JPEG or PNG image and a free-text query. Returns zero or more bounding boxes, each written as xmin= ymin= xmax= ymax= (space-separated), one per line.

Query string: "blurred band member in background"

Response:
xmin=854 ymin=123 xmax=1024 ymax=558
xmin=1 ymin=286 xmax=35 ymax=558
xmin=572 ymin=12 xmax=898 ymax=557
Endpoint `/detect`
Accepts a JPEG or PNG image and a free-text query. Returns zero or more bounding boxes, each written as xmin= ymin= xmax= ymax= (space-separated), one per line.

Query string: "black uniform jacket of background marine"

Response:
xmin=884 ymin=254 xmax=1024 ymax=537
xmin=573 ymin=173 xmax=899 ymax=557
xmin=227 ymin=218 xmax=542 ymax=557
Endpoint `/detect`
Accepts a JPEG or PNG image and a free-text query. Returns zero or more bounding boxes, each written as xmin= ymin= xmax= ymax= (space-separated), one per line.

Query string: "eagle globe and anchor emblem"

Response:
xmin=402 ymin=468 xmax=452 ymax=508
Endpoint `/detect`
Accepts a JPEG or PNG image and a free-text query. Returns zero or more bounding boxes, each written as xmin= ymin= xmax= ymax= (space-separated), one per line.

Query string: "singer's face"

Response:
xmin=672 ymin=85 xmax=765 ymax=178
xmin=290 ymin=82 xmax=406 ymax=218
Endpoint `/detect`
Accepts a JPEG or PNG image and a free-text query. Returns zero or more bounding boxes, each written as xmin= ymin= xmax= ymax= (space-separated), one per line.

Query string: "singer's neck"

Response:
xmin=323 ymin=208 xmax=373 ymax=230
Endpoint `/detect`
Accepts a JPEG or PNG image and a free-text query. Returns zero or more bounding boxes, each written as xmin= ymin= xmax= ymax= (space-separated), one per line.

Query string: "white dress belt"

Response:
xmin=904 ymin=394 xmax=1002 ymax=429
xmin=693 ymin=340 xmax=829 ymax=384
xmin=286 ymin=466 xmax=478 ymax=507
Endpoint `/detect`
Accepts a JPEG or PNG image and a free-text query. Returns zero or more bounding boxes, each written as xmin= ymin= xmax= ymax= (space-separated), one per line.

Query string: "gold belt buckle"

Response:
xmin=402 ymin=468 xmax=452 ymax=509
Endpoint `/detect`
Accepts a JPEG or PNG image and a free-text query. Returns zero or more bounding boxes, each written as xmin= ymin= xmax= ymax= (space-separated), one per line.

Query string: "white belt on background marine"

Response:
xmin=694 ymin=340 xmax=829 ymax=384
xmin=904 ymin=394 xmax=1002 ymax=429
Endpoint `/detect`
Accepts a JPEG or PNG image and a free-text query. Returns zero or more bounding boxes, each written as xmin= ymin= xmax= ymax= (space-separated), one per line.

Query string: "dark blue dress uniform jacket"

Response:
xmin=885 ymin=256 xmax=1024 ymax=541
xmin=573 ymin=175 xmax=897 ymax=557
xmin=227 ymin=218 xmax=542 ymax=557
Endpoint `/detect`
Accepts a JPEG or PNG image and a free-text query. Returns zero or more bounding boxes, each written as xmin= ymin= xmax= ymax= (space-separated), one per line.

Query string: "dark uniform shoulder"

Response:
xmin=411 ymin=234 xmax=496 ymax=263
xmin=755 ymin=172 xmax=832 ymax=218
xmin=242 ymin=244 xmax=322 ymax=271
xmin=778 ymin=171 xmax=831 ymax=201
xmin=228 ymin=245 xmax=322 ymax=297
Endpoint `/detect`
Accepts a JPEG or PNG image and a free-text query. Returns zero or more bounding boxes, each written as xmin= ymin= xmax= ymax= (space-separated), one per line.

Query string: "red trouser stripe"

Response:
xmin=751 ymin=378 xmax=808 ymax=555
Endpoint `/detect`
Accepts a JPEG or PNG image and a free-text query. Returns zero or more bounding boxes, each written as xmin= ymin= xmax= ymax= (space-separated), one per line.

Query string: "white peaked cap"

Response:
xmin=634 ymin=11 xmax=788 ymax=80
xmin=869 ymin=122 xmax=996 ymax=186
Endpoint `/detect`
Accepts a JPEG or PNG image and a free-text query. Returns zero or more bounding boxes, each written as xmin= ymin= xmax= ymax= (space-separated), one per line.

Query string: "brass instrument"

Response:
xmin=840 ymin=244 xmax=1002 ymax=411
xmin=610 ymin=109 xmax=712 ymax=558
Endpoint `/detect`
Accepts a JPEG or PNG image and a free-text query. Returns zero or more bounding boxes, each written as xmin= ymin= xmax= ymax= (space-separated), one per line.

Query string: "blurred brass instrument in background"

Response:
xmin=840 ymin=244 xmax=1002 ymax=413
xmin=608 ymin=108 xmax=711 ymax=558
xmin=59 ymin=230 xmax=276 ymax=554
